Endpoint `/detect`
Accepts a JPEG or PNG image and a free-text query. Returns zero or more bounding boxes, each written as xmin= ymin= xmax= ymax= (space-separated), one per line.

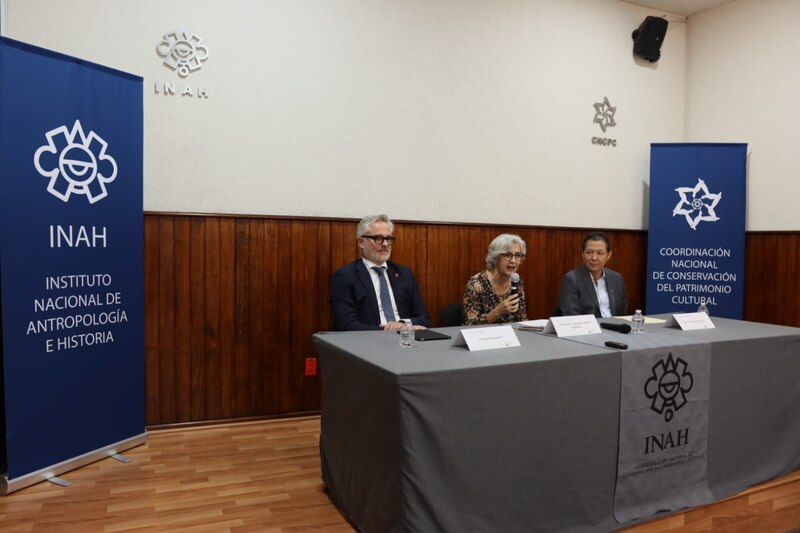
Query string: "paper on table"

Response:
xmin=665 ymin=312 xmax=715 ymax=330
xmin=461 ymin=325 xmax=521 ymax=351
xmin=517 ymin=319 xmax=549 ymax=331
xmin=543 ymin=315 xmax=601 ymax=337
xmin=617 ymin=315 xmax=666 ymax=324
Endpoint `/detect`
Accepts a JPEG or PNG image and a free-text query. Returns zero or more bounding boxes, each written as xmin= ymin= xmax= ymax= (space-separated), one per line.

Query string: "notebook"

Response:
xmin=415 ymin=329 xmax=452 ymax=341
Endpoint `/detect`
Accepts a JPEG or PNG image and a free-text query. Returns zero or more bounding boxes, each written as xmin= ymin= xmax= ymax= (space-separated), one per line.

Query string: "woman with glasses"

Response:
xmin=462 ymin=234 xmax=528 ymax=325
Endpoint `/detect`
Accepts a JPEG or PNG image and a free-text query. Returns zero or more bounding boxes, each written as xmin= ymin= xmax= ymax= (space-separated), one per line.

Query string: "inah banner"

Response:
xmin=0 ymin=37 xmax=144 ymax=493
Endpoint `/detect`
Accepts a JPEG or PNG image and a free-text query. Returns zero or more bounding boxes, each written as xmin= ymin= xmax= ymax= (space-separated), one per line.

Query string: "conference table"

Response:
xmin=314 ymin=317 xmax=800 ymax=532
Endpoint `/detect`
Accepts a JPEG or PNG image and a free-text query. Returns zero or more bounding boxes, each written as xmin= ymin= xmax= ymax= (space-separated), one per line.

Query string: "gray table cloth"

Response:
xmin=314 ymin=318 xmax=800 ymax=532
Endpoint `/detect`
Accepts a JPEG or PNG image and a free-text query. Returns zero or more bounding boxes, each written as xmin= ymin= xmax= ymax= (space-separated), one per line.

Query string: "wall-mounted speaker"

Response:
xmin=632 ymin=16 xmax=668 ymax=62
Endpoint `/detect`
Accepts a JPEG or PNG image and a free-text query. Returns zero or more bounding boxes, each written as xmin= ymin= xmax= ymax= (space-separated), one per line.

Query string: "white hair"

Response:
xmin=485 ymin=233 xmax=526 ymax=270
xmin=356 ymin=214 xmax=394 ymax=237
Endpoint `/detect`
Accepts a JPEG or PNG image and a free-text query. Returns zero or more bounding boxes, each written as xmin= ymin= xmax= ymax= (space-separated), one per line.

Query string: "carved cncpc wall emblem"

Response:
xmin=593 ymin=96 xmax=617 ymax=133
xmin=156 ymin=30 xmax=209 ymax=78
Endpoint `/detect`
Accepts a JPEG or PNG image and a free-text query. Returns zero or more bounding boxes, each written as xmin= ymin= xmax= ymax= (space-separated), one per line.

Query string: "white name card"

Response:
xmin=460 ymin=325 xmax=521 ymax=351
xmin=665 ymin=312 xmax=715 ymax=330
xmin=543 ymin=315 xmax=601 ymax=337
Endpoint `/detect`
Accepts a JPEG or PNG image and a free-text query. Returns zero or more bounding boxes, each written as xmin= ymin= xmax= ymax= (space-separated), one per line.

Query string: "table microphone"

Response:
xmin=600 ymin=322 xmax=632 ymax=334
xmin=510 ymin=273 xmax=520 ymax=296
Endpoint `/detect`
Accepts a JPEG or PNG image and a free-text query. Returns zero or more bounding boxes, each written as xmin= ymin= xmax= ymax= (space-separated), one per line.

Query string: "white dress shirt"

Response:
xmin=591 ymin=269 xmax=613 ymax=318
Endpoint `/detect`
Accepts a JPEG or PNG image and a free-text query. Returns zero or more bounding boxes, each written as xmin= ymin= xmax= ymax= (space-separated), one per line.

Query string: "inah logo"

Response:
xmin=593 ymin=96 xmax=617 ymax=132
xmin=33 ymin=120 xmax=118 ymax=204
xmin=644 ymin=353 xmax=693 ymax=422
xmin=156 ymin=30 xmax=209 ymax=78
xmin=673 ymin=178 xmax=721 ymax=230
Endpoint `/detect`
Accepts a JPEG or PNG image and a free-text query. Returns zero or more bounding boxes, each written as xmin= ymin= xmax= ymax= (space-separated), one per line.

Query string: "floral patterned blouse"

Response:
xmin=462 ymin=271 xmax=528 ymax=325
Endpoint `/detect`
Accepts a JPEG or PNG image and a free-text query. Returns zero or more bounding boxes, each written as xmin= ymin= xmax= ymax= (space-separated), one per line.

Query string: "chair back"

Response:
xmin=440 ymin=302 xmax=464 ymax=327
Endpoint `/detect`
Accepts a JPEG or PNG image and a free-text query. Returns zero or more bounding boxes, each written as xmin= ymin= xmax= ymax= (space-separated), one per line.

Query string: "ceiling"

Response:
xmin=620 ymin=0 xmax=734 ymax=17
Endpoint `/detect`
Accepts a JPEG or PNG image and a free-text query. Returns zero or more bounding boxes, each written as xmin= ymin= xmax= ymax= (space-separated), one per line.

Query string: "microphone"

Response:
xmin=510 ymin=273 xmax=520 ymax=296
xmin=600 ymin=322 xmax=632 ymax=334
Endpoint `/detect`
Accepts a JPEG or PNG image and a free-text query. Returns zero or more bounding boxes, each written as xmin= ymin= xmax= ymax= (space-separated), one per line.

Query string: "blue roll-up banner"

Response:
xmin=0 ymin=38 xmax=144 ymax=493
xmin=646 ymin=143 xmax=747 ymax=318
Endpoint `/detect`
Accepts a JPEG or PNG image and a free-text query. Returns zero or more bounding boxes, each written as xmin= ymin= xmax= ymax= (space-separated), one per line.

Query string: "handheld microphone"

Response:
xmin=600 ymin=322 xmax=632 ymax=334
xmin=510 ymin=273 xmax=520 ymax=296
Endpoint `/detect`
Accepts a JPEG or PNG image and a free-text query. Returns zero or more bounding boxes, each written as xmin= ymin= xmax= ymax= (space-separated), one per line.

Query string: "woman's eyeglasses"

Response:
xmin=500 ymin=252 xmax=525 ymax=261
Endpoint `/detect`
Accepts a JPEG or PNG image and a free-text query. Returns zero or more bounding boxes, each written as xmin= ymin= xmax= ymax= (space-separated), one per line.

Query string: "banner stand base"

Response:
xmin=1 ymin=431 xmax=147 ymax=495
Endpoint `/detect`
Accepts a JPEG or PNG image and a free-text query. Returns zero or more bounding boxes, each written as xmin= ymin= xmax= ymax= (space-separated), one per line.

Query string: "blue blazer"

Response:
xmin=329 ymin=260 xmax=431 ymax=331
xmin=556 ymin=264 xmax=629 ymax=317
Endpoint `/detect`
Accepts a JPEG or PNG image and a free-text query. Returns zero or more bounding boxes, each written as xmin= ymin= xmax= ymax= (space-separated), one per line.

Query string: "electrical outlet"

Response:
xmin=304 ymin=357 xmax=317 ymax=376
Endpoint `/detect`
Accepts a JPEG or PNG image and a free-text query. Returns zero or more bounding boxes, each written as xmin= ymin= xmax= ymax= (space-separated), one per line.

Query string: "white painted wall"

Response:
xmin=4 ymin=0 xmax=686 ymax=229
xmin=686 ymin=0 xmax=798 ymax=230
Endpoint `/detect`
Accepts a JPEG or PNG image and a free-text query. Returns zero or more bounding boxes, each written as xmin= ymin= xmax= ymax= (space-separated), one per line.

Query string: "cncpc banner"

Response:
xmin=646 ymin=144 xmax=747 ymax=318
xmin=0 ymin=38 xmax=144 ymax=492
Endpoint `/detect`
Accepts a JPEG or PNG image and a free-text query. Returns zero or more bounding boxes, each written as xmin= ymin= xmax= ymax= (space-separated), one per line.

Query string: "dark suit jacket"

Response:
xmin=556 ymin=265 xmax=628 ymax=317
xmin=329 ymin=260 xmax=431 ymax=331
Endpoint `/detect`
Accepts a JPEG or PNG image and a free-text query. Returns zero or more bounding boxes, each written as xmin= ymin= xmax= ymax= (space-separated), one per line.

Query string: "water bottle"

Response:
xmin=399 ymin=322 xmax=415 ymax=348
xmin=632 ymin=309 xmax=645 ymax=334
xmin=697 ymin=301 xmax=709 ymax=315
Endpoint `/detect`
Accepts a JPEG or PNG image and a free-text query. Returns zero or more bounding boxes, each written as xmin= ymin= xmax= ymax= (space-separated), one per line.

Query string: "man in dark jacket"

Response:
xmin=556 ymin=231 xmax=628 ymax=318
xmin=329 ymin=214 xmax=431 ymax=331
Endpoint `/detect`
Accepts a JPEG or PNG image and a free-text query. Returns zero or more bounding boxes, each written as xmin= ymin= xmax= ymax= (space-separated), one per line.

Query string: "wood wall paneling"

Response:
xmin=204 ymin=218 xmax=222 ymax=421
xmin=174 ymin=217 xmax=192 ymax=423
xmin=246 ymin=219 xmax=265 ymax=417
xmin=189 ymin=217 xmax=207 ymax=421
xmin=143 ymin=214 xmax=800 ymax=426
xmin=156 ymin=216 xmax=176 ymax=423
xmin=143 ymin=216 xmax=160 ymax=425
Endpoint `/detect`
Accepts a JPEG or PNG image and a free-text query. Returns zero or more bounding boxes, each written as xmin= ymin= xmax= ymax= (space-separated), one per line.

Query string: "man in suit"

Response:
xmin=329 ymin=214 xmax=431 ymax=331
xmin=556 ymin=231 xmax=628 ymax=318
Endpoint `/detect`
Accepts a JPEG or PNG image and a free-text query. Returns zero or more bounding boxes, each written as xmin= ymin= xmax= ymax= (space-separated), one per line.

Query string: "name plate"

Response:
xmin=665 ymin=312 xmax=715 ymax=330
xmin=461 ymin=325 xmax=521 ymax=351
xmin=543 ymin=315 xmax=601 ymax=337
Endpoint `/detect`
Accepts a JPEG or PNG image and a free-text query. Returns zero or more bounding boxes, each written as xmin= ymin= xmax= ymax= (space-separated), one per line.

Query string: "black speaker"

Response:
xmin=632 ymin=16 xmax=668 ymax=62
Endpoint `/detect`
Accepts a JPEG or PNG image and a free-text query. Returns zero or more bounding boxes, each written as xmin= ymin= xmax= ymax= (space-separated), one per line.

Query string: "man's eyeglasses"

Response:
xmin=361 ymin=235 xmax=396 ymax=245
xmin=500 ymin=252 xmax=525 ymax=261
